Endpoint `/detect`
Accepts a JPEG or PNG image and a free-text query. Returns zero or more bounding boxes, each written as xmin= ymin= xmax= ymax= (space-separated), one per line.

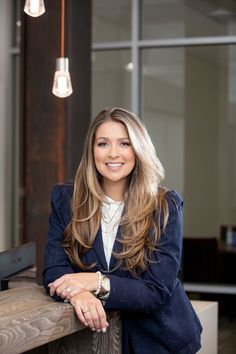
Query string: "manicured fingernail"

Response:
xmin=92 ymin=328 xmax=96 ymax=331
xmin=102 ymin=327 xmax=107 ymax=333
xmin=97 ymin=329 xmax=101 ymax=333
xmin=84 ymin=322 xmax=88 ymax=326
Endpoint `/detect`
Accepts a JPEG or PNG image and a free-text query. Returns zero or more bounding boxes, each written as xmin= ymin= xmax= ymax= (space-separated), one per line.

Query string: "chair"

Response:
xmin=0 ymin=242 xmax=36 ymax=290
xmin=182 ymin=237 xmax=219 ymax=283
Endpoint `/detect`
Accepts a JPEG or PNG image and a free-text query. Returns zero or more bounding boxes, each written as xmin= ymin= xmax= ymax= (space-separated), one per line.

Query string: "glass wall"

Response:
xmin=92 ymin=0 xmax=236 ymax=239
xmin=141 ymin=0 xmax=236 ymax=39
xmin=141 ymin=45 xmax=236 ymax=237
xmin=93 ymin=0 xmax=131 ymax=42
xmin=0 ymin=0 xmax=21 ymax=251
xmin=92 ymin=50 xmax=131 ymax=117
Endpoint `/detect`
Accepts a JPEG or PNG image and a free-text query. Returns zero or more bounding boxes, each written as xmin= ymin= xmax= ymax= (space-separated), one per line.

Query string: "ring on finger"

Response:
xmin=66 ymin=287 xmax=72 ymax=294
xmin=82 ymin=307 xmax=89 ymax=313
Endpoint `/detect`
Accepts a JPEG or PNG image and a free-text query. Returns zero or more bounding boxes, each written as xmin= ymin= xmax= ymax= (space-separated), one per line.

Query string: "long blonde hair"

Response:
xmin=64 ymin=107 xmax=169 ymax=275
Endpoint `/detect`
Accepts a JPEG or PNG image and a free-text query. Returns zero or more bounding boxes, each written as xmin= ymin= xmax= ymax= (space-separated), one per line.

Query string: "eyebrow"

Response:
xmin=95 ymin=137 xmax=130 ymax=141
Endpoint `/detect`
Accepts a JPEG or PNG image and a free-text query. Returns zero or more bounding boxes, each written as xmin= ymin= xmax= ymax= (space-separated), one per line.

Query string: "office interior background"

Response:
xmin=1 ymin=0 xmax=236 ymax=330
xmin=1 ymin=0 xmax=236 ymax=352
xmin=1 ymin=0 xmax=236 ymax=248
xmin=91 ymin=0 xmax=236 ymax=242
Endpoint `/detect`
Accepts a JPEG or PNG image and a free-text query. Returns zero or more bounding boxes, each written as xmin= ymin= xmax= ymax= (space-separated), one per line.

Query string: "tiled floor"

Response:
xmin=218 ymin=317 xmax=236 ymax=354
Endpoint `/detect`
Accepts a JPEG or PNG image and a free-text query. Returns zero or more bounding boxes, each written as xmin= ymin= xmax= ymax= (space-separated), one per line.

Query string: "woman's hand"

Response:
xmin=48 ymin=272 xmax=98 ymax=300
xmin=70 ymin=291 xmax=109 ymax=332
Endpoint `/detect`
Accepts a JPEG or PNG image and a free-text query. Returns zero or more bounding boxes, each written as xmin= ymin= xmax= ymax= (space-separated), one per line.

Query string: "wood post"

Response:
xmin=21 ymin=0 xmax=91 ymax=284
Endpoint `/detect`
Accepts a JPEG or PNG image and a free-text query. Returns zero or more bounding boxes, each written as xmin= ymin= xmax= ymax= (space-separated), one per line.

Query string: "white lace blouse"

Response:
xmin=101 ymin=196 xmax=124 ymax=268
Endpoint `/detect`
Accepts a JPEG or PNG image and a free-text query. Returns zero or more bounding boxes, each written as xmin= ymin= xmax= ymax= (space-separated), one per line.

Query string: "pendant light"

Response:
xmin=52 ymin=0 xmax=73 ymax=98
xmin=24 ymin=0 xmax=45 ymax=17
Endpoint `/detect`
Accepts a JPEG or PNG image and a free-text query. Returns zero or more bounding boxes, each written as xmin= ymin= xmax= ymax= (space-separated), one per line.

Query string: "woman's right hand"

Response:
xmin=69 ymin=291 xmax=109 ymax=333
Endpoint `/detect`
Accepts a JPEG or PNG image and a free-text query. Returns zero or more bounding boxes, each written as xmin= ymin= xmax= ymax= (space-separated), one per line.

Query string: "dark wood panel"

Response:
xmin=65 ymin=0 xmax=92 ymax=179
xmin=21 ymin=0 xmax=91 ymax=284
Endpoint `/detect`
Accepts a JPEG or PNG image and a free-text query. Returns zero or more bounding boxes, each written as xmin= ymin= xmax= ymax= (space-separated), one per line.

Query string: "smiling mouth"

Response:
xmin=105 ymin=163 xmax=124 ymax=168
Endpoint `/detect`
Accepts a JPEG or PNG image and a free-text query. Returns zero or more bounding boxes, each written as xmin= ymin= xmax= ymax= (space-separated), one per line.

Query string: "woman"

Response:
xmin=43 ymin=107 xmax=202 ymax=353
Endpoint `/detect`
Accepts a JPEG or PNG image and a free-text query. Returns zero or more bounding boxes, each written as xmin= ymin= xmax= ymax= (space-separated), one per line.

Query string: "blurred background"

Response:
xmin=0 ymin=0 xmax=236 ymax=350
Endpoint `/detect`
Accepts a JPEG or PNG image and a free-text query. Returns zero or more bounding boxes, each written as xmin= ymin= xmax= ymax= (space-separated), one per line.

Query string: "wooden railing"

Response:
xmin=0 ymin=286 xmax=122 ymax=354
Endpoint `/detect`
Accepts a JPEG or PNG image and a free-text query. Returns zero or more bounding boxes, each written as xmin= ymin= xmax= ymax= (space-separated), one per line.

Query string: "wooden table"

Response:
xmin=0 ymin=286 xmax=121 ymax=354
xmin=0 ymin=286 xmax=217 ymax=354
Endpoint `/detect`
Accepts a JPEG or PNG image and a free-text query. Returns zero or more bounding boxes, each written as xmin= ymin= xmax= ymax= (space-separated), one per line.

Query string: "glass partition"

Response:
xmin=92 ymin=0 xmax=131 ymax=42
xmin=92 ymin=50 xmax=131 ymax=118
xmin=141 ymin=45 xmax=236 ymax=237
xmin=141 ymin=0 xmax=236 ymax=39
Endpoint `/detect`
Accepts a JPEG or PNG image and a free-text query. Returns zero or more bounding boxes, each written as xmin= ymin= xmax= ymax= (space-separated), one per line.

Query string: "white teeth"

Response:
xmin=106 ymin=163 xmax=123 ymax=167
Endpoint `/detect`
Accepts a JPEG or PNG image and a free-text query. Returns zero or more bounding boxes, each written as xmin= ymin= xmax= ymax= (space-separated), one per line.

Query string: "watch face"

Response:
xmin=102 ymin=277 xmax=110 ymax=292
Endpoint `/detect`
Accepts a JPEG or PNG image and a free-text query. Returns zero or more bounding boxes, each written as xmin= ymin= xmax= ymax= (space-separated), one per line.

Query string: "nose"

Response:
xmin=108 ymin=144 xmax=120 ymax=159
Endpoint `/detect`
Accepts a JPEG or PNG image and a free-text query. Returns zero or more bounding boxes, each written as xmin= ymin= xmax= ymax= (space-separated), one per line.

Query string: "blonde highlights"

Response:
xmin=63 ymin=107 xmax=169 ymax=275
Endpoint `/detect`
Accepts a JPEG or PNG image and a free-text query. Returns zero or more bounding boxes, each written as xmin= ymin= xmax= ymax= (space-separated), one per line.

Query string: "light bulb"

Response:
xmin=52 ymin=58 xmax=73 ymax=98
xmin=125 ymin=62 xmax=134 ymax=72
xmin=24 ymin=0 xmax=45 ymax=17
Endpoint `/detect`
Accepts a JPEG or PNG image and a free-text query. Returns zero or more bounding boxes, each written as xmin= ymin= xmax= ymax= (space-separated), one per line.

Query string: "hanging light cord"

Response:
xmin=61 ymin=0 xmax=65 ymax=57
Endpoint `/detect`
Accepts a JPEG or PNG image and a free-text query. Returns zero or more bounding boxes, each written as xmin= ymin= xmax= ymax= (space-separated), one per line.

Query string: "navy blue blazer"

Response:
xmin=43 ymin=184 xmax=202 ymax=354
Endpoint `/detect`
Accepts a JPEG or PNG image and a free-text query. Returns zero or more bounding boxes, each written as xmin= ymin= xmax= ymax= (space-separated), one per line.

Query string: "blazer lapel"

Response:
xmin=109 ymin=226 xmax=123 ymax=270
xmin=93 ymin=227 xmax=108 ymax=271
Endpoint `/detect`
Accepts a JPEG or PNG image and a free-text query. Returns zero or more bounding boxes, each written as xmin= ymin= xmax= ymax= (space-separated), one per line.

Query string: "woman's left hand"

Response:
xmin=48 ymin=272 xmax=99 ymax=300
xmin=70 ymin=291 xmax=109 ymax=332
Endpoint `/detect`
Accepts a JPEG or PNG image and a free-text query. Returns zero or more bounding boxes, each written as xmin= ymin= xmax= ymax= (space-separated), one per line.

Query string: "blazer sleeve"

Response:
xmin=104 ymin=190 xmax=184 ymax=313
xmin=43 ymin=184 xmax=77 ymax=298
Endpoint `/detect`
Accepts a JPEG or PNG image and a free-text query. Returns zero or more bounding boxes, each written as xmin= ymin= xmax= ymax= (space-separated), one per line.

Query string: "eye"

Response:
xmin=97 ymin=142 xmax=108 ymax=147
xmin=120 ymin=141 xmax=131 ymax=147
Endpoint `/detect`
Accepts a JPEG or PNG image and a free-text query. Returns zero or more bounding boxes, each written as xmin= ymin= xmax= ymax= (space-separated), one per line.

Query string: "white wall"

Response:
xmin=0 ymin=0 xmax=13 ymax=251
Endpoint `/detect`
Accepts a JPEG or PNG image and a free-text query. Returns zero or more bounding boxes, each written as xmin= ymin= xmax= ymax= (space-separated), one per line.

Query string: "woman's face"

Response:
xmin=93 ymin=120 xmax=136 ymax=193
